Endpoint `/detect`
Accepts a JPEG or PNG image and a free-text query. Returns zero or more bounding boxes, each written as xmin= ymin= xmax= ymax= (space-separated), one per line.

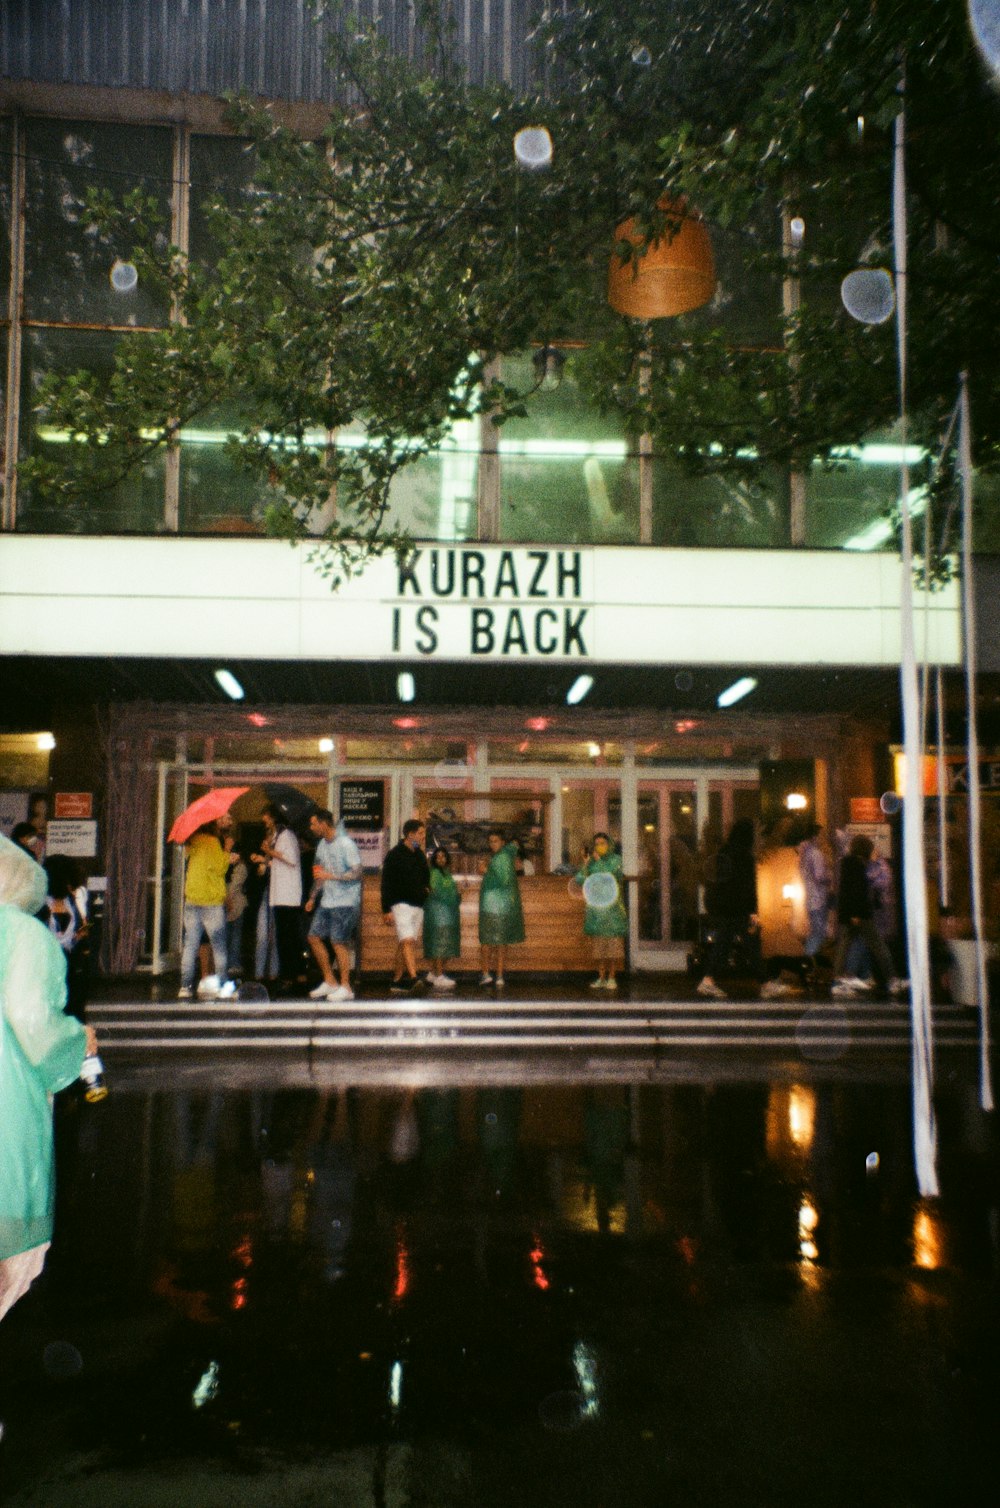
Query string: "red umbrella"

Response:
xmin=168 ymin=787 xmax=250 ymax=845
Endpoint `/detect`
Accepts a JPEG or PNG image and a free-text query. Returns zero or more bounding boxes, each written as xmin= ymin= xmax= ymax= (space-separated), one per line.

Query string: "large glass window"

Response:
xmin=23 ymin=119 xmax=172 ymax=326
xmin=189 ymin=135 xmax=258 ymax=267
xmin=17 ymin=328 xmax=166 ymax=533
xmin=652 ymin=457 xmax=787 ymax=548
xmin=498 ymin=352 xmax=640 ymax=545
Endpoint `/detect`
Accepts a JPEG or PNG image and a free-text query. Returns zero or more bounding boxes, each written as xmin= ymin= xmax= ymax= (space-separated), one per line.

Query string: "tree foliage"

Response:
xmin=22 ymin=0 xmax=1000 ymax=579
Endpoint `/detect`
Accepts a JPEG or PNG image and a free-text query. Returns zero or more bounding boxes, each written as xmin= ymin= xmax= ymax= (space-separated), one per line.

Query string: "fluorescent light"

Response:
xmin=214 ymin=669 xmax=245 ymax=701
xmin=397 ymin=672 xmax=416 ymax=703
xmin=318 ymin=737 xmax=334 ymax=754
xmin=785 ymin=792 xmax=808 ymax=810
xmin=717 ymin=676 xmax=757 ymax=708
xmin=36 ymin=732 xmax=56 ymax=751
xmin=567 ymin=674 xmax=594 ymax=705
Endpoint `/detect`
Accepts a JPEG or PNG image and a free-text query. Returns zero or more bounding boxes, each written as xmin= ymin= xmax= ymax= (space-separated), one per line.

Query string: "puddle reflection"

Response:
xmin=0 ymin=1072 xmax=997 ymax=1504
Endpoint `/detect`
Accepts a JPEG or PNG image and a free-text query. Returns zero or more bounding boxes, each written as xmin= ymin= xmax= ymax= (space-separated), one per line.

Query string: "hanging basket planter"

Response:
xmin=608 ymin=197 xmax=716 ymax=319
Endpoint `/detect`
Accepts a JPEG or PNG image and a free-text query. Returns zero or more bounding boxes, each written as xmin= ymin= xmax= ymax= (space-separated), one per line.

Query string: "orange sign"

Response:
xmin=54 ymin=792 xmax=93 ymax=819
xmin=850 ymin=797 xmax=883 ymax=824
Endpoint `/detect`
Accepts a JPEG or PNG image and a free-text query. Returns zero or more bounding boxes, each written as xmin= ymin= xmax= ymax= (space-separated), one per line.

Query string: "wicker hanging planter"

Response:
xmin=608 ymin=197 xmax=715 ymax=319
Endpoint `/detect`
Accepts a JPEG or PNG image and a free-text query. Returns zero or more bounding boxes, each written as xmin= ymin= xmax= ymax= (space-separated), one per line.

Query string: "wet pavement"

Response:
xmin=0 ymin=1060 xmax=998 ymax=1506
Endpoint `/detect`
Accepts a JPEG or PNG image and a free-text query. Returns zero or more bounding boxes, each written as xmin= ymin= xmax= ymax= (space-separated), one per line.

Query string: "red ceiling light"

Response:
xmin=393 ymin=717 xmax=421 ymax=730
xmin=525 ymin=717 xmax=550 ymax=732
xmin=674 ymin=719 xmax=700 ymax=734
xmin=246 ymin=712 xmax=270 ymax=728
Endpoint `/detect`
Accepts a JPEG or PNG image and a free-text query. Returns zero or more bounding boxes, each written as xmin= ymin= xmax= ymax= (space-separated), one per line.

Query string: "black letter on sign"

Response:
xmin=534 ymin=608 xmax=558 ymax=654
xmin=471 ymin=608 xmax=495 ymax=654
xmin=563 ymin=608 xmax=589 ymax=656
xmin=392 ymin=607 xmax=400 ymax=653
xmin=397 ymin=550 xmax=422 ymax=596
xmin=415 ymin=605 xmax=439 ymax=655
xmin=462 ymin=551 xmax=486 ymax=599
xmin=502 ymin=608 xmax=528 ymax=655
xmin=527 ymin=550 xmax=549 ymax=598
xmin=430 ymin=550 xmax=455 ymax=597
xmin=494 ymin=550 xmax=519 ymax=597
xmin=557 ymin=551 xmax=582 ymax=598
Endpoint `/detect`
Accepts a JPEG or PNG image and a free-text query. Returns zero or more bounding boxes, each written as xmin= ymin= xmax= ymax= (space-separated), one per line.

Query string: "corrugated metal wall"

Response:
xmin=0 ymin=0 xmax=545 ymax=102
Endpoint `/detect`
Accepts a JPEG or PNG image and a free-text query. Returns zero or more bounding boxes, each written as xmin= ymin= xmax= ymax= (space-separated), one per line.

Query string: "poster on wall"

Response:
xmin=339 ymin=780 xmax=387 ymax=870
xmin=45 ymin=819 xmax=98 ymax=858
xmin=0 ymin=791 xmax=30 ymax=838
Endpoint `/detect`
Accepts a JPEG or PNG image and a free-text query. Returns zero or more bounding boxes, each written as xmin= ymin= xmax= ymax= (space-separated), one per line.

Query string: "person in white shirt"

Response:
xmin=251 ymin=804 xmax=303 ymax=993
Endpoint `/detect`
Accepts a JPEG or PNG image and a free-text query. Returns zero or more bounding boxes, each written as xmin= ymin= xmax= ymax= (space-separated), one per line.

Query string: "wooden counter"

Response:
xmin=359 ymin=872 xmax=594 ymax=974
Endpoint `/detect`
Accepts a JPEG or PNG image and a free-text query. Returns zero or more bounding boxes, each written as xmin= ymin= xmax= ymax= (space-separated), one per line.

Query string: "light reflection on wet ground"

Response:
xmin=0 ymin=1065 xmax=998 ymax=1506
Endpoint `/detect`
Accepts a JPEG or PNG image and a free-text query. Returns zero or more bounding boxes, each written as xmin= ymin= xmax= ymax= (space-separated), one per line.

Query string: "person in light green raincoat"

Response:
xmin=424 ymin=847 xmax=461 ymax=990
xmin=478 ymin=831 xmax=525 ymax=988
xmin=0 ymin=832 xmax=91 ymax=1321
xmin=575 ymin=832 xmax=627 ymax=990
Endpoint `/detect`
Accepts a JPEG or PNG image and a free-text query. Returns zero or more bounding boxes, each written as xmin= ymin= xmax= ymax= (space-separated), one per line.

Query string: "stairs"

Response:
xmin=90 ymin=993 xmax=982 ymax=1057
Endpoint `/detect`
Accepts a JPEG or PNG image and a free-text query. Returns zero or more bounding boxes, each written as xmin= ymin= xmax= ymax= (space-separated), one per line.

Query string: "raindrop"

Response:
xmin=674 ymin=671 xmax=693 ymax=693
xmin=969 ymin=0 xmax=1000 ymax=78
xmin=485 ymin=1112 xmax=498 ymax=1125
xmin=841 ymin=268 xmax=895 ymax=325
xmin=110 ymin=259 xmax=138 ymax=293
xmin=789 ymin=216 xmax=805 ymax=247
xmin=513 ymin=127 xmax=553 ymax=171
xmin=631 ymin=45 xmax=652 ymax=66
xmin=43 ymin=1342 xmax=83 ymax=1380
xmin=866 ymin=1152 xmax=880 ymax=1172
xmin=879 ymin=791 xmax=902 ymax=816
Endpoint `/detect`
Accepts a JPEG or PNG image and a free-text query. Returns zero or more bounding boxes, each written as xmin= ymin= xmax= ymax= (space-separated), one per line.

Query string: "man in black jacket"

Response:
xmin=380 ymin=820 xmax=430 ymax=993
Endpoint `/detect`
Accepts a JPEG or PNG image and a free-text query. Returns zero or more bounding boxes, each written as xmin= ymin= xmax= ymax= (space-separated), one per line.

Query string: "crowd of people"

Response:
xmin=176 ymin=809 xmax=630 ymax=999
xmin=696 ymin=818 xmax=908 ymax=1001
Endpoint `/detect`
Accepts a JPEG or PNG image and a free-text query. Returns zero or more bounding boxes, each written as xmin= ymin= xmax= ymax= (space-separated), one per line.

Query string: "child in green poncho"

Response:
xmin=575 ymin=832 xmax=627 ymax=990
xmin=424 ymin=847 xmax=461 ymax=990
xmin=478 ymin=830 xmax=525 ymax=988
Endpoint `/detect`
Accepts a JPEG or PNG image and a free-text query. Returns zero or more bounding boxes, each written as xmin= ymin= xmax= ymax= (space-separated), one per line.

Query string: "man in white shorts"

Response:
xmin=379 ymin=820 xmax=430 ymax=994
xmin=305 ymin=809 xmax=363 ymax=1001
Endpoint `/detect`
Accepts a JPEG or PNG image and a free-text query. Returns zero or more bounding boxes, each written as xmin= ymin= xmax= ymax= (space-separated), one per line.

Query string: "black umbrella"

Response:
xmin=261 ymin=782 xmax=320 ymax=830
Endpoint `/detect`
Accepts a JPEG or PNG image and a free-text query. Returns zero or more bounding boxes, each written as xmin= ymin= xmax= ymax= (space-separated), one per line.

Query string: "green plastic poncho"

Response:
xmin=423 ymin=865 xmax=461 ymax=959
xmin=478 ymin=842 xmax=525 ymax=946
xmin=575 ymin=850 xmax=627 ymax=938
xmin=0 ymin=834 xmax=86 ymax=1265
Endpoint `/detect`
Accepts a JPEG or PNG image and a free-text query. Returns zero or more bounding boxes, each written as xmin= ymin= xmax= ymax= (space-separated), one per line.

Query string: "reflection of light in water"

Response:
xmin=788 ymin=1085 xmax=816 ymax=1151
xmin=392 ymin=1233 xmax=410 ymax=1303
xmin=798 ymin=1196 xmax=819 ymax=1263
xmin=192 ymin=1360 xmax=219 ymax=1409
xmin=389 ymin=1360 xmax=403 ymax=1413
xmin=913 ymin=1204 xmax=945 ymax=1270
xmin=530 ymin=1236 xmax=551 ymax=1291
xmin=572 ymin=1341 xmax=600 ymax=1419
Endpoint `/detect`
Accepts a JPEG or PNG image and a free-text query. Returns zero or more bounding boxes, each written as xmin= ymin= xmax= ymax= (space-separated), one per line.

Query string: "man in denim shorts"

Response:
xmin=305 ymin=810 xmax=362 ymax=1001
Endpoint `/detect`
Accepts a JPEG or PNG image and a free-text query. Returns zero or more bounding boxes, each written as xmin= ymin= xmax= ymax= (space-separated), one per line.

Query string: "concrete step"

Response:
xmin=90 ymin=996 xmax=981 ymax=1054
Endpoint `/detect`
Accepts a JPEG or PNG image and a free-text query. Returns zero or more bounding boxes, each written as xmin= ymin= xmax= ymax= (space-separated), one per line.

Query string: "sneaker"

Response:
xmin=495 ymin=977 xmax=505 ymax=989
xmin=425 ymin=973 xmax=440 ymax=988
xmin=390 ymin=979 xmax=408 ymax=995
xmin=433 ymin=974 xmax=457 ymax=990
xmin=589 ymin=976 xmax=605 ymax=990
xmin=217 ymin=980 xmax=238 ymax=1000
xmin=831 ymin=978 xmax=860 ymax=997
xmin=479 ymin=972 xmax=494 ymax=986
xmin=197 ymin=974 xmax=221 ymax=999
xmin=848 ymin=976 xmax=875 ymax=991
xmin=760 ymin=979 xmax=790 ymax=999
xmin=329 ymin=984 xmax=354 ymax=1001
xmin=696 ymin=977 xmax=726 ymax=998
xmin=604 ymin=977 xmax=618 ymax=991
xmin=309 ymin=981 xmax=333 ymax=1000
xmin=177 ymin=985 xmax=193 ymax=1001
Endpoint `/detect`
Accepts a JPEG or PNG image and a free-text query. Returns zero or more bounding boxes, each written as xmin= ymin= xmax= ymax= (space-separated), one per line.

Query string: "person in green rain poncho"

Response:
xmin=423 ymin=847 xmax=461 ymax=991
xmin=478 ymin=830 xmax=525 ymax=988
xmin=0 ymin=832 xmax=92 ymax=1322
xmin=575 ymin=832 xmax=627 ymax=990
